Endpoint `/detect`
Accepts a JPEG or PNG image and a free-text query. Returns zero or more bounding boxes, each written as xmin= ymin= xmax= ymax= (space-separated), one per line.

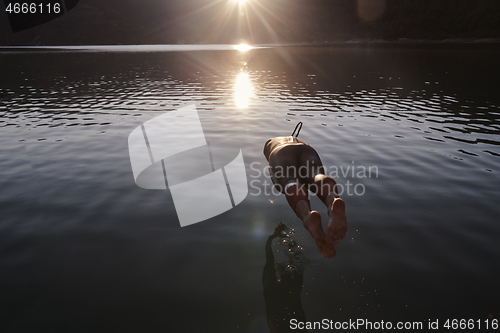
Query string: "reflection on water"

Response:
xmin=0 ymin=45 xmax=499 ymax=331
xmin=234 ymin=72 xmax=253 ymax=108
xmin=0 ymin=44 xmax=261 ymax=52
xmin=233 ymin=44 xmax=253 ymax=52
xmin=263 ymin=222 xmax=307 ymax=332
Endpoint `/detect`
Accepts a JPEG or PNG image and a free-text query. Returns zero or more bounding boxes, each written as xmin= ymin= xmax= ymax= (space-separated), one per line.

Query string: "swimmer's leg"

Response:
xmin=284 ymin=182 xmax=330 ymax=258
xmin=312 ymin=174 xmax=347 ymax=247
xmin=295 ymin=146 xmax=342 ymax=257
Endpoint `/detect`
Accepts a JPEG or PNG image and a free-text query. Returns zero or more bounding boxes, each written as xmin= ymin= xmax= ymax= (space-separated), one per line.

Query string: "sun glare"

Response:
xmin=233 ymin=43 xmax=252 ymax=52
xmin=234 ymin=72 xmax=252 ymax=108
xmin=235 ymin=0 xmax=247 ymax=4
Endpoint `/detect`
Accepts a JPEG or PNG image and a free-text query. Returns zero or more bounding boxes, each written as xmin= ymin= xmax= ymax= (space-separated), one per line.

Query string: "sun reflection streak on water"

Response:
xmin=234 ymin=72 xmax=253 ymax=108
xmin=233 ymin=44 xmax=252 ymax=52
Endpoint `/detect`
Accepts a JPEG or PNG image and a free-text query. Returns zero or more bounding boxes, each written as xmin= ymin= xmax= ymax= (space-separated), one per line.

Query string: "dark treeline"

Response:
xmin=1 ymin=0 xmax=499 ymax=45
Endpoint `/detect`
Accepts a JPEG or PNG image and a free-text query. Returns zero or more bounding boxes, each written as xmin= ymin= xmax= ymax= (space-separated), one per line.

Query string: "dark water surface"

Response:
xmin=1 ymin=44 xmax=499 ymax=332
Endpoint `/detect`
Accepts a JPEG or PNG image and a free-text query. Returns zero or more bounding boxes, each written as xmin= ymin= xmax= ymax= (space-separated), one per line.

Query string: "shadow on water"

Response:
xmin=263 ymin=222 xmax=308 ymax=333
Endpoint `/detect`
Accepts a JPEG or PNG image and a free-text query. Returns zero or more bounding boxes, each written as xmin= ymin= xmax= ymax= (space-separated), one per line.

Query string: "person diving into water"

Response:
xmin=263 ymin=122 xmax=347 ymax=258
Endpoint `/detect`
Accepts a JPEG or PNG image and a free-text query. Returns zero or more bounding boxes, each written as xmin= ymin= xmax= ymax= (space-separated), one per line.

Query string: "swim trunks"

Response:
xmin=263 ymin=136 xmax=324 ymax=193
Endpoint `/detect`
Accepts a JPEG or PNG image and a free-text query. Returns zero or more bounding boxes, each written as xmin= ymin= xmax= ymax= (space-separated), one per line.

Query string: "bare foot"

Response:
xmin=304 ymin=211 xmax=329 ymax=257
xmin=326 ymin=243 xmax=337 ymax=258
xmin=326 ymin=198 xmax=347 ymax=245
